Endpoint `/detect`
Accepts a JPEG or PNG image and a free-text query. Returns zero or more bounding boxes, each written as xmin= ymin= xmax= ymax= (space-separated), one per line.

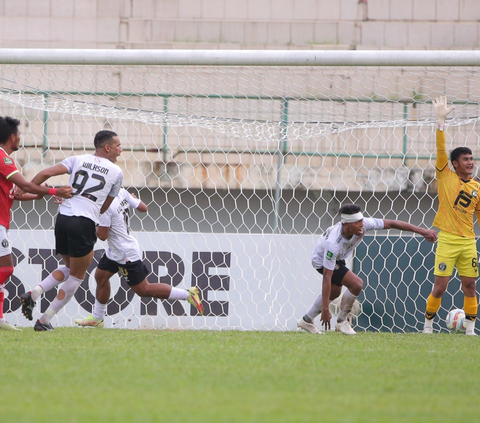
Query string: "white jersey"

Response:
xmin=311 ymin=218 xmax=384 ymax=271
xmin=59 ymin=154 xmax=123 ymax=224
xmin=99 ymin=188 xmax=142 ymax=264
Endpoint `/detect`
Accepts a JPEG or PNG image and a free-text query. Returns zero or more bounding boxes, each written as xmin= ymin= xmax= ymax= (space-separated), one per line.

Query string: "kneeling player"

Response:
xmin=297 ymin=204 xmax=437 ymax=335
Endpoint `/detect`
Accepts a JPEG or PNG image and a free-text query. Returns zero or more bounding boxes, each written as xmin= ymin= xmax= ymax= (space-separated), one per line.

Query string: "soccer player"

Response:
xmin=297 ymin=204 xmax=437 ymax=335
xmin=0 ymin=116 xmax=72 ymax=331
xmin=20 ymin=130 xmax=124 ymax=331
xmin=74 ymin=187 xmax=203 ymax=328
xmin=422 ymin=96 xmax=480 ymax=336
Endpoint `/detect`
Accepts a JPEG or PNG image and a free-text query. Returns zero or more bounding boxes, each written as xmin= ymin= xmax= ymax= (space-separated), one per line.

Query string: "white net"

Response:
xmin=2 ymin=53 xmax=480 ymax=332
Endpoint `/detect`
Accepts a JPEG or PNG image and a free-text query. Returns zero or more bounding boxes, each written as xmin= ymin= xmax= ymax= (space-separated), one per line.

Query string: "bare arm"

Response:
xmin=10 ymin=168 xmax=72 ymax=199
xmin=31 ymin=164 xmax=69 ymax=185
xmin=383 ymin=219 xmax=437 ymax=243
xmin=136 ymin=201 xmax=148 ymax=213
xmin=96 ymin=226 xmax=110 ymax=241
xmin=321 ymin=268 xmax=333 ymax=330
xmin=100 ymin=195 xmax=115 ymax=214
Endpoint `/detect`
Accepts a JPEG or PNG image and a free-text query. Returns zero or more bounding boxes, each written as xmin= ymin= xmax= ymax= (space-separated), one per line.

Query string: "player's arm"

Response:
xmin=100 ymin=195 xmax=115 ymax=214
xmin=432 ymin=96 xmax=455 ymax=172
xmin=129 ymin=192 xmax=148 ymax=213
xmin=383 ymin=220 xmax=437 ymax=242
xmin=96 ymin=226 xmax=110 ymax=241
xmin=10 ymin=168 xmax=72 ymax=199
xmin=321 ymin=268 xmax=333 ymax=330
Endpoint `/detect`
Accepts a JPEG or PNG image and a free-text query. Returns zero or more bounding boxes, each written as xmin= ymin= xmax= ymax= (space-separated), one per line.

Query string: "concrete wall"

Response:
xmin=0 ymin=0 xmax=479 ymax=50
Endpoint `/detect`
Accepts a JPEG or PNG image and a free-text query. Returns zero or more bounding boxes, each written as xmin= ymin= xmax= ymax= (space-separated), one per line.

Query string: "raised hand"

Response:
xmin=432 ymin=96 xmax=455 ymax=125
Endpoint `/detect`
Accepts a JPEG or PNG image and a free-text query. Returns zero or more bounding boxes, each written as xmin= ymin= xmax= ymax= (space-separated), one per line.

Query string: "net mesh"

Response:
xmin=2 ymin=62 xmax=480 ymax=332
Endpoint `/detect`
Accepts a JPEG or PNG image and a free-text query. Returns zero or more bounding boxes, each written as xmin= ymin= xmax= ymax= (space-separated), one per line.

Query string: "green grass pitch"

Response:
xmin=2 ymin=328 xmax=479 ymax=423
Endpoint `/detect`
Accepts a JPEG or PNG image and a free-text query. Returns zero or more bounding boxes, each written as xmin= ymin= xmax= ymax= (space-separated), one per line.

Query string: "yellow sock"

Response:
xmin=426 ymin=294 xmax=442 ymax=320
xmin=464 ymin=296 xmax=478 ymax=321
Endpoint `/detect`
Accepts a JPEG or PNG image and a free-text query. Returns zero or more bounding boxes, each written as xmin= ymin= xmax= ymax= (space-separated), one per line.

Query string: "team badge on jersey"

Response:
xmin=473 ymin=190 xmax=478 ymax=198
xmin=3 ymin=157 xmax=12 ymax=165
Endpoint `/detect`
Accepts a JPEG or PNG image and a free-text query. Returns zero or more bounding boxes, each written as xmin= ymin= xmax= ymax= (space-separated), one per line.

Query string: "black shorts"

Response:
xmin=97 ymin=254 xmax=148 ymax=287
xmin=316 ymin=260 xmax=349 ymax=286
xmin=55 ymin=214 xmax=97 ymax=258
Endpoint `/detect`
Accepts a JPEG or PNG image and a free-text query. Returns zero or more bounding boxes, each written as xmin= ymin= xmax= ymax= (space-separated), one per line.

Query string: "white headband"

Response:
xmin=341 ymin=212 xmax=364 ymax=223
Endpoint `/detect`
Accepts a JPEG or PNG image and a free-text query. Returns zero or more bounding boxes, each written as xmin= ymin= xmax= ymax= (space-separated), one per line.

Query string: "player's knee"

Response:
xmin=351 ymin=276 xmax=363 ymax=295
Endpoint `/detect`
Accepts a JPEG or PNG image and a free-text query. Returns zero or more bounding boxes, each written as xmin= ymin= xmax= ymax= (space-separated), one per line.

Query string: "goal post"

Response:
xmin=1 ymin=49 xmax=480 ymax=332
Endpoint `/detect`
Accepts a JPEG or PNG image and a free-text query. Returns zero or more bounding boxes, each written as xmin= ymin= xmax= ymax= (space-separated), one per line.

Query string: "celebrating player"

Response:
xmin=298 ymin=204 xmax=437 ymax=335
xmin=0 ymin=116 xmax=72 ymax=331
xmin=74 ymin=187 xmax=203 ymax=328
xmin=20 ymin=130 xmax=123 ymax=331
xmin=422 ymin=96 xmax=480 ymax=336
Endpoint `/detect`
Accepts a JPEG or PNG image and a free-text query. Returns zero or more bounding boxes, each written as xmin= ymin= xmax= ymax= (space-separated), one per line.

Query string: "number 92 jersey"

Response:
xmin=59 ymin=154 xmax=123 ymax=224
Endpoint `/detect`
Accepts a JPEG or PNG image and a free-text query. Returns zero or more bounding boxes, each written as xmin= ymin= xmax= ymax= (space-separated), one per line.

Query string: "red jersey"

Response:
xmin=0 ymin=147 xmax=19 ymax=229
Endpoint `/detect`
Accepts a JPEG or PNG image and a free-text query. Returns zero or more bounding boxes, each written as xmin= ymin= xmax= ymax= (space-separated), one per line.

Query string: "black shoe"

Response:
xmin=34 ymin=319 xmax=54 ymax=332
xmin=20 ymin=292 xmax=36 ymax=321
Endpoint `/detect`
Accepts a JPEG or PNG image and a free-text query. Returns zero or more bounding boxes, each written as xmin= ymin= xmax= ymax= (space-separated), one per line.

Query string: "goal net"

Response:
xmin=2 ymin=50 xmax=480 ymax=332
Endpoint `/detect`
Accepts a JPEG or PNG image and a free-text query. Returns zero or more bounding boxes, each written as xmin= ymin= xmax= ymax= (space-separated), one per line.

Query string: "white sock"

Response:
xmin=34 ymin=266 xmax=70 ymax=301
xmin=465 ymin=319 xmax=475 ymax=334
xmin=31 ymin=286 xmax=45 ymax=302
xmin=168 ymin=287 xmax=189 ymax=301
xmin=305 ymin=294 xmax=323 ymax=321
xmin=337 ymin=291 xmax=358 ymax=323
xmin=93 ymin=299 xmax=107 ymax=321
xmin=424 ymin=318 xmax=433 ymax=329
xmin=40 ymin=275 xmax=83 ymax=324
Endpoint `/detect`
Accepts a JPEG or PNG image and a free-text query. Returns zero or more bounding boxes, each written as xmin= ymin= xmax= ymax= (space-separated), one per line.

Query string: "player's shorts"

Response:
xmin=315 ymin=260 xmax=349 ymax=286
xmin=434 ymin=230 xmax=478 ymax=277
xmin=55 ymin=214 xmax=97 ymax=258
xmin=97 ymin=254 xmax=148 ymax=287
xmin=0 ymin=225 xmax=12 ymax=257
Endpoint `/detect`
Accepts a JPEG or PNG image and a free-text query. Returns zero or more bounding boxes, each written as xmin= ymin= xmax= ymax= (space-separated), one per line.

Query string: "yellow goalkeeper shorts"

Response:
xmin=434 ymin=231 xmax=478 ymax=277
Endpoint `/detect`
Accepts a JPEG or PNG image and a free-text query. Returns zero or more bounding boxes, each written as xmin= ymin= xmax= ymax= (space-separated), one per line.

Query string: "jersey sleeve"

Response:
xmin=363 ymin=218 xmax=384 ymax=232
xmin=126 ymin=192 xmax=141 ymax=209
xmin=435 ymin=129 xmax=449 ymax=177
xmin=108 ymin=171 xmax=123 ymax=197
xmin=60 ymin=156 xmax=76 ymax=174
xmin=0 ymin=154 xmax=19 ymax=179
xmin=98 ymin=207 xmax=113 ymax=228
xmin=322 ymin=242 xmax=339 ymax=271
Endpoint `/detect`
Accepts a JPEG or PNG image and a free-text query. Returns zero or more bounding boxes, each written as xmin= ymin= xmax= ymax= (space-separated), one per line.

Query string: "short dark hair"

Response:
xmin=0 ymin=116 xmax=21 ymax=144
xmin=339 ymin=204 xmax=361 ymax=215
xmin=450 ymin=147 xmax=472 ymax=169
xmin=94 ymin=130 xmax=117 ymax=149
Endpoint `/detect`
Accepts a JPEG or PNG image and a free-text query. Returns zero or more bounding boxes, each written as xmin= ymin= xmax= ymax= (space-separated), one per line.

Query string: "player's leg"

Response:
xmin=21 ymin=264 xmax=71 ymax=321
xmin=456 ymin=240 xmax=479 ymax=335
xmin=125 ymin=260 xmax=204 ymax=315
xmin=423 ymin=232 xmax=457 ymax=334
xmin=75 ymin=266 xmax=114 ymax=328
xmin=0 ymin=247 xmax=20 ymax=331
xmin=459 ymin=276 xmax=477 ymax=335
xmin=334 ymin=269 xmax=362 ymax=335
xmin=35 ymin=216 xmax=96 ymax=331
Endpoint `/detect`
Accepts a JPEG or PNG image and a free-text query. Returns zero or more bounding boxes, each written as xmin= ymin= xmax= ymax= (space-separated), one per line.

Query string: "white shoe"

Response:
xmin=0 ymin=321 xmax=22 ymax=331
xmin=297 ymin=318 xmax=323 ymax=334
xmin=335 ymin=320 xmax=356 ymax=335
xmin=466 ymin=330 xmax=477 ymax=336
xmin=422 ymin=327 xmax=433 ymax=334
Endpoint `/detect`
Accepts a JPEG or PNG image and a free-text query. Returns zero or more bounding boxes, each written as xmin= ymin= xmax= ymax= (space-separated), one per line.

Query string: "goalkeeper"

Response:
xmin=298 ymin=203 xmax=437 ymax=335
xmin=422 ymin=96 xmax=480 ymax=336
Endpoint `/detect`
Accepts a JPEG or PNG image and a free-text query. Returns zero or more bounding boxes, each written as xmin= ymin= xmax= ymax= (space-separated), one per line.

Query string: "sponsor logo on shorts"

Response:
xmin=1 ymin=239 xmax=9 ymax=248
xmin=326 ymin=251 xmax=334 ymax=260
xmin=3 ymin=157 xmax=12 ymax=165
xmin=438 ymin=262 xmax=447 ymax=271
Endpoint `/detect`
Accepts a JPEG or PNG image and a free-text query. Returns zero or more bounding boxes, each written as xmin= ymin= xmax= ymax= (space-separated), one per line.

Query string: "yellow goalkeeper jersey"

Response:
xmin=433 ymin=129 xmax=480 ymax=238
